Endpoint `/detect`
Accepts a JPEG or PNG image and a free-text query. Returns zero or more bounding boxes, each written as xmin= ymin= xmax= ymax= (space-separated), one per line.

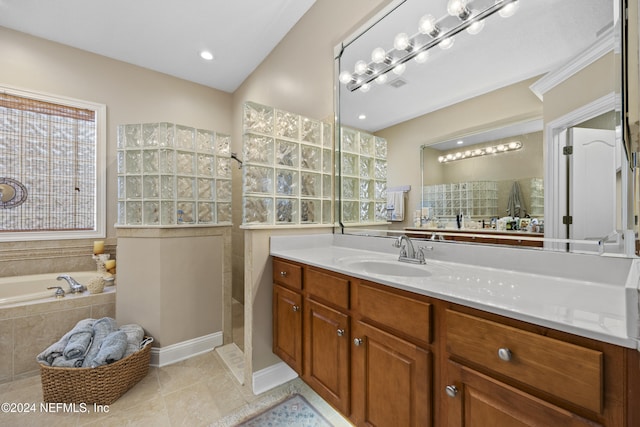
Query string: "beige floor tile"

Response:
xmin=0 ymin=347 xmax=352 ymax=426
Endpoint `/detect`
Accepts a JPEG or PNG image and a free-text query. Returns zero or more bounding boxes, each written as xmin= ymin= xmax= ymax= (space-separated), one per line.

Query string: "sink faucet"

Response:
xmin=57 ymin=275 xmax=86 ymax=293
xmin=393 ymin=235 xmax=428 ymax=264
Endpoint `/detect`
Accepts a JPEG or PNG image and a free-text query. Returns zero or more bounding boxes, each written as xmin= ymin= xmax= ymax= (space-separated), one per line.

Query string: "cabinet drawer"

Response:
xmin=445 ymin=310 xmax=603 ymax=414
xmin=273 ymin=258 xmax=302 ymax=290
xmin=305 ymin=267 xmax=350 ymax=310
xmin=355 ymin=281 xmax=431 ymax=346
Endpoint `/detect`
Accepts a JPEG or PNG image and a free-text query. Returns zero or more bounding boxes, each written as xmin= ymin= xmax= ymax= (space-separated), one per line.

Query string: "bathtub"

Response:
xmin=0 ymin=271 xmax=113 ymax=306
xmin=0 ymin=271 xmax=116 ymax=383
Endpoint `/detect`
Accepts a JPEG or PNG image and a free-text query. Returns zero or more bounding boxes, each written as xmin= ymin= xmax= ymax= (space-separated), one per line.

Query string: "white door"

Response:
xmin=569 ymin=127 xmax=616 ymax=252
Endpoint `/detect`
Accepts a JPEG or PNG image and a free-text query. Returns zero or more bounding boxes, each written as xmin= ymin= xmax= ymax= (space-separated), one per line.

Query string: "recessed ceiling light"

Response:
xmin=457 ymin=140 xmax=464 ymax=145
xmin=358 ymin=114 xmax=366 ymax=120
xmin=200 ymin=50 xmax=214 ymax=61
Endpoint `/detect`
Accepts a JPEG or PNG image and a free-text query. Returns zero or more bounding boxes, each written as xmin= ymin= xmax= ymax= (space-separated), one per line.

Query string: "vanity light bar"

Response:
xmin=342 ymin=0 xmax=519 ymax=92
xmin=438 ymin=140 xmax=522 ymax=163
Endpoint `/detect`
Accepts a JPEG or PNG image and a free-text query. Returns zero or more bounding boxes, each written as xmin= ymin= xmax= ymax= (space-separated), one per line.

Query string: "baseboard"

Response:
xmin=252 ymin=361 xmax=299 ymax=395
xmin=149 ymin=332 xmax=223 ymax=367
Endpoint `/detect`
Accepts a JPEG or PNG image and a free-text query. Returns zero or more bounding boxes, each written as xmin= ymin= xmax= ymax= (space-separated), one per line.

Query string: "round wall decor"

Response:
xmin=0 ymin=178 xmax=28 ymax=209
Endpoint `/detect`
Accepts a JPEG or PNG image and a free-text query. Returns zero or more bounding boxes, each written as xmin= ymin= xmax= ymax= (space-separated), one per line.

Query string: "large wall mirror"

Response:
xmin=335 ymin=0 xmax=634 ymax=257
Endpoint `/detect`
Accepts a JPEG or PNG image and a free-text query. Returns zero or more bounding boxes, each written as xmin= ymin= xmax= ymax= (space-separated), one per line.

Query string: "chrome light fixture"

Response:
xmin=340 ymin=0 xmax=519 ymax=92
xmin=437 ymin=140 xmax=522 ymax=163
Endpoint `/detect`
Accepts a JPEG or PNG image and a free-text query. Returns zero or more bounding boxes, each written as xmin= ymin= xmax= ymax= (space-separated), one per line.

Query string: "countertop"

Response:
xmin=270 ymin=234 xmax=640 ymax=350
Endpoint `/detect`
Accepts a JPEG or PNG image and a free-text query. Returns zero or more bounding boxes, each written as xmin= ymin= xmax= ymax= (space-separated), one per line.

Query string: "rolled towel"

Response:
xmin=37 ymin=318 xmax=95 ymax=366
xmin=63 ymin=328 xmax=94 ymax=359
xmin=90 ymin=330 xmax=128 ymax=367
xmin=82 ymin=317 xmax=117 ymax=368
xmin=119 ymin=324 xmax=145 ymax=358
xmin=51 ymin=355 xmax=85 ymax=368
xmin=119 ymin=324 xmax=144 ymax=344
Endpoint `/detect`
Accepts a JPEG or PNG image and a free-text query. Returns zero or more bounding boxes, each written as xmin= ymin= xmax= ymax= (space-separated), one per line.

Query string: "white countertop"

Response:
xmin=270 ymin=234 xmax=640 ymax=349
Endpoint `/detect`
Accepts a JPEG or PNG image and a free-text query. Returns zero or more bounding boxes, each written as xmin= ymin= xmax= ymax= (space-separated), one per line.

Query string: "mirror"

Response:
xmin=336 ymin=0 xmax=632 ymax=256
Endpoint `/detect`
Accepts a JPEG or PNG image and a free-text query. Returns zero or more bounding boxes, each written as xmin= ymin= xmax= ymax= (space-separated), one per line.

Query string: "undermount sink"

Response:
xmin=340 ymin=259 xmax=431 ymax=278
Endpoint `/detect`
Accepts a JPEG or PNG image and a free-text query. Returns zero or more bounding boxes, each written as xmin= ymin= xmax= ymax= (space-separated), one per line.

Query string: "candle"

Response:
xmin=104 ymin=259 xmax=116 ymax=270
xmin=93 ymin=241 xmax=105 ymax=255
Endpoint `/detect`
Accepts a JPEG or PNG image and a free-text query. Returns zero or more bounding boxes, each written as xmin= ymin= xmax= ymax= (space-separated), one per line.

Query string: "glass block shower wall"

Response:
xmin=242 ymin=102 xmax=334 ymax=225
xmin=116 ymin=123 xmax=232 ymax=225
xmin=340 ymin=127 xmax=388 ymax=224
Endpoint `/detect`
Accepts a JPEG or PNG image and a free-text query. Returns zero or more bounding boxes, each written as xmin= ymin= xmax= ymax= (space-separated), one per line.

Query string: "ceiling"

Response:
xmin=0 ymin=0 xmax=316 ymax=93
xmin=339 ymin=0 xmax=616 ymax=133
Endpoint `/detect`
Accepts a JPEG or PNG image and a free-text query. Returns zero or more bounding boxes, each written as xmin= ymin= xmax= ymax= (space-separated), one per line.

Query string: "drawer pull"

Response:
xmin=354 ymin=338 xmax=363 ymax=346
xmin=280 ymin=271 xmax=288 ymax=277
xmin=498 ymin=347 xmax=513 ymax=362
xmin=445 ymin=385 xmax=458 ymax=398
xmin=292 ymin=305 xmax=300 ymax=312
xmin=337 ymin=329 xmax=345 ymax=337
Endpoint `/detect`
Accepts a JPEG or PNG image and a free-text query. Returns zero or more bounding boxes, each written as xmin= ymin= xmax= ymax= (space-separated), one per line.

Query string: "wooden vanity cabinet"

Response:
xmin=350 ymin=280 xmax=434 ymax=426
xmin=304 ymin=267 xmax=351 ymax=415
xmin=442 ymin=308 xmax=637 ymax=427
xmin=272 ymin=257 xmax=640 ymax=426
xmin=272 ymin=259 xmax=303 ymax=374
xmin=445 ymin=360 xmax=599 ymax=427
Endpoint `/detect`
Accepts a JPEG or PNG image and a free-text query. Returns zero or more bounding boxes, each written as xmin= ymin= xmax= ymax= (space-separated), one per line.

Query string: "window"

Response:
xmin=0 ymin=86 xmax=106 ymax=241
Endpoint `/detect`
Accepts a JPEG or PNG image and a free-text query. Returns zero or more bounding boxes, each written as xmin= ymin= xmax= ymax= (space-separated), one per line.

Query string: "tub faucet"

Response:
xmin=393 ymin=235 xmax=427 ymax=264
xmin=56 ymin=275 xmax=86 ymax=293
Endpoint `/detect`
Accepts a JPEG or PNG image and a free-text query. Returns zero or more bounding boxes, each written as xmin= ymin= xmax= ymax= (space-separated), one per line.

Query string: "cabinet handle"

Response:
xmin=353 ymin=338 xmax=363 ymax=346
xmin=280 ymin=271 xmax=288 ymax=277
xmin=445 ymin=385 xmax=458 ymax=398
xmin=292 ymin=305 xmax=300 ymax=312
xmin=498 ymin=347 xmax=512 ymax=362
xmin=337 ymin=329 xmax=345 ymax=337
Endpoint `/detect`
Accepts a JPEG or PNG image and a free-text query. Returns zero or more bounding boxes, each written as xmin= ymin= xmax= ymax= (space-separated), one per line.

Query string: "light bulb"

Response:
xmin=466 ymin=17 xmax=485 ymax=35
xmin=360 ymin=83 xmax=371 ymax=93
xmin=200 ymin=51 xmax=214 ymax=61
xmin=508 ymin=141 xmax=521 ymax=149
xmin=418 ymin=14 xmax=439 ymax=37
xmin=438 ymin=156 xmax=445 ymax=163
xmin=497 ymin=0 xmax=519 ymax=18
xmin=447 ymin=0 xmax=470 ymax=19
xmin=339 ymin=70 xmax=353 ymax=85
xmin=439 ymin=36 xmax=455 ymax=50
xmin=394 ymin=33 xmax=411 ymax=51
xmin=414 ymin=51 xmax=429 ymax=64
xmin=497 ymin=144 xmax=505 ymax=151
xmin=392 ymin=63 xmax=406 ymax=75
xmin=474 ymin=149 xmax=483 ymax=156
xmin=464 ymin=150 xmax=471 ymax=157
xmin=354 ymin=60 xmax=368 ymax=75
xmin=455 ymin=152 xmax=462 ymax=159
xmin=446 ymin=154 xmax=454 ymax=160
xmin=371 ymin=47 xmax=387 ymax=64
xmin=375 ymin=73 xmax=388 ymax=84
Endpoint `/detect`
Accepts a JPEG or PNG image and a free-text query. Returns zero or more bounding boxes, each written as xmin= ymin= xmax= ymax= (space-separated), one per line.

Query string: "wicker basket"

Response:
xmin=39 ymin=337 xmax=152 ymax=405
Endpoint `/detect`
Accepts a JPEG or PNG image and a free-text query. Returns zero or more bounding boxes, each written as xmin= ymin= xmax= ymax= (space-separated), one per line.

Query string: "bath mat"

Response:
xmin=216 ymin=343 xmax=244 ymax=384
xmin=237 ymin=394 xmax=333 ymax=427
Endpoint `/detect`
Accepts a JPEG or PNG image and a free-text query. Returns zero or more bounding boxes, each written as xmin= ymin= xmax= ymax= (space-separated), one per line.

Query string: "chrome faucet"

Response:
xmin=393 ymin=235 xmax=428 ymax=264
xmin=56 ymin=275 xmax=86 ymax=293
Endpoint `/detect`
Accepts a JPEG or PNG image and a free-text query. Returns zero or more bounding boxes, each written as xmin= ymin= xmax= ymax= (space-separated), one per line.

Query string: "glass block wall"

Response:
xmin=242 ymin=102 xmax=333 ymax=225
xmin=422 ymin=181 xmax=498 ymax=218
xmin=116 ymin=123 xmax=232 ymax=225
xmin=340 ymin=127 xmax=388 ymax=224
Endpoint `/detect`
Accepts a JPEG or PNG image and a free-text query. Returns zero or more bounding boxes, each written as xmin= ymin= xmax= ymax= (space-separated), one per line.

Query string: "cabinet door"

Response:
xmin=273 ymin=284 xmax=303 ymax=374
xmin=304 ymin=299 xmax=350 ymax=415
xmin=351 ymin=320 xmax=431 ymax=427
xmin=444 ymin=360 xmax=602 ymax=427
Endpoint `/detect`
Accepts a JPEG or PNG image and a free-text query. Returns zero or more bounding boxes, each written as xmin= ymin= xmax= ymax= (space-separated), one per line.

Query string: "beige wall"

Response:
xmin=232 ymin=0 xmax=392 ymax=373
xmin=378 ymin=77 xmax=543 ymax=229
xmin=0 ymin=26 xmax=232 ymax=275
xmin=116 ymin=227 xmax=228 ymax=348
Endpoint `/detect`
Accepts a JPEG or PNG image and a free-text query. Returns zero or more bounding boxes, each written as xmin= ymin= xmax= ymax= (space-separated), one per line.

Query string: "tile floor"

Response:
xmin=0 ymin=346 xmax=351 ymax=426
